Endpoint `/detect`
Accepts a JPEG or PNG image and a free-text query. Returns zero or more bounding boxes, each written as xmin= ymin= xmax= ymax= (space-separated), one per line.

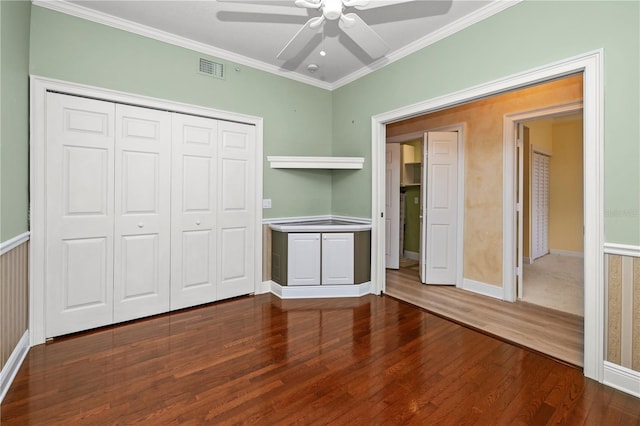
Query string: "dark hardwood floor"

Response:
xmin=2 ymin=294 xmax=638 ymax=424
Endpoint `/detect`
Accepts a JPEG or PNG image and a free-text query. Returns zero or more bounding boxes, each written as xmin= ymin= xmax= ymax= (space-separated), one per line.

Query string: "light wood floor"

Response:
xmin=3 ymin=294 xmax=638 ymax=424
xmin=386 ymin=260 xmax=584 ymax=367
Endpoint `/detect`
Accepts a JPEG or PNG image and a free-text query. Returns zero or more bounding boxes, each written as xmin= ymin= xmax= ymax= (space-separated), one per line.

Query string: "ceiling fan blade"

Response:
xmin=216 ymin=0 xmax=300 ymax=7
xmin=277 ymin=16 xmax=324 ymax=60
xmin=343 ymin=0 xmax=415 ymax=10
xmin=338 ymin=13 xmax=389 ymax=58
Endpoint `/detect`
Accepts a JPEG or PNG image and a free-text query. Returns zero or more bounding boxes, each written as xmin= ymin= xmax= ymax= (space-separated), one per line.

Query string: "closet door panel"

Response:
xmin=45 ymin=93 xmax=115 ymax=338
xmin=171 ymin=113 xmax=218 ymax=309
xmin=114 ymin=104 xmax=171 ymax=322
xmin=217 ymin=121 xmax=256 ymax=300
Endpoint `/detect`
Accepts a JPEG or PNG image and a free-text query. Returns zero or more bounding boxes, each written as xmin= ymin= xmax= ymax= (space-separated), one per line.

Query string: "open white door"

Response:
xmin=421 ymin=131 xmax=458 ymax=284
xmin=385 ymin=143 xmax=401 ymax=269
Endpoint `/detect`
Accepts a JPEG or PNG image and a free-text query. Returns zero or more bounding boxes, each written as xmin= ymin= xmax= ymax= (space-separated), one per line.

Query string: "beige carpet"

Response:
xmin=522 ymin=253 xmax=583 ymax=316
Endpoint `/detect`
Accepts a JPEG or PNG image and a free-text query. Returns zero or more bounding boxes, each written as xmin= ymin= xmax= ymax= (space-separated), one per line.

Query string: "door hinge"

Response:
xmin=516 ymin=203 xmax=521 ymax=212
xmin=381 ymin=212 xmax=384 ymax=218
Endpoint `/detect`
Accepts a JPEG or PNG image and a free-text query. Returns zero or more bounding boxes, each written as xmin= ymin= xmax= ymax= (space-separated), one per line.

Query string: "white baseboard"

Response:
xmin=0 ymin=330 xmax=29 ymax=404
xmin=271 ymin=281 xmax=372 ymax=299
xmin=549 ymin=249 xmax=584 ymax=258
xmin=462 ymin=278 xmax=503 ymax=300
xmin=603 ymin=361 xmax=640 ymax=398
xmin=256 ymin=280 xmax=271 ymax=295
xmin=403 ymin=250 xmax=419 ymax=261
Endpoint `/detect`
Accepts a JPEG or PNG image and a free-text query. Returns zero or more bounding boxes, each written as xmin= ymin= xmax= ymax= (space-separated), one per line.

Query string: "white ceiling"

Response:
xmin=45 ymin=0 xmax=519 ymax=90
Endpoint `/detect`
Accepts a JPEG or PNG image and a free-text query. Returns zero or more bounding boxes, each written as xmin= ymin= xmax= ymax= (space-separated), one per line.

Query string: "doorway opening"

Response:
xmin=372 ymin=51 xmax=603 ymax=379
xmin=385 ymin=126 xmax=464 ymax=287
xmin=515 ymin=111 xmax=584 ymax=316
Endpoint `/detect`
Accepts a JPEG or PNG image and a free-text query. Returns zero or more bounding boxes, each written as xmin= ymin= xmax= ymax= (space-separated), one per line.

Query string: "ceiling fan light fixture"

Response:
xmin=307 ymin=63 xmax=319 ymax=73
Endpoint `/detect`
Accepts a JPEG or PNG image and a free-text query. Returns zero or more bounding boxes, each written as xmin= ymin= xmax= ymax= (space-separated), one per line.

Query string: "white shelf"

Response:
xmin=267 ymin=156 xmax=364 ymax=170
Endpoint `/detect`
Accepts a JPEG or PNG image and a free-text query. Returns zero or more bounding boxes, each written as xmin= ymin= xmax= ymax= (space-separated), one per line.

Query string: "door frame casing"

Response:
xmin=503 ymin=100 xmax=583 ymax=303
xmin=29 ymin=75 xmax=264 ymax=346
xmin=386 ymin=124 xmax=465 ymax=288
xmin=371 ymin=50 xmax=604 ymax=381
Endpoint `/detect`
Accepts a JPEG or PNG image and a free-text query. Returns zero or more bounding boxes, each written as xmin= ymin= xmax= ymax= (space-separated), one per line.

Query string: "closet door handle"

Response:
xmin=138 ymin=222 xmax=144 ymax=228
xmin=196 ymin=220 xmax=201 ymax=226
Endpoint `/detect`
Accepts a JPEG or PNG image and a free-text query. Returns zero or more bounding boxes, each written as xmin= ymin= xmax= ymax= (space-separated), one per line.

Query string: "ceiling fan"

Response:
xmin=219 ymin=0 xmax=415 ymax=60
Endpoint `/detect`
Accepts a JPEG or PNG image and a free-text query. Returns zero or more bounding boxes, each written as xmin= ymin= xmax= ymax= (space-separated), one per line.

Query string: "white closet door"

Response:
xmin=113 ymin=104 xmax=171 ymax=322
xmin=45 ymin=93 xmax=115 ymax=337
xmin=321 ymin=233 xmax=354 ymax=285
xmin=171 ymin=113 xmax=218 ymax=310
xmin=385 ymin=143 xmax=401 ymax=269
xmin=532 ymin=152 xmax=550 ymax=260
xmin=217 ymin=121 xmax=256 ymax=299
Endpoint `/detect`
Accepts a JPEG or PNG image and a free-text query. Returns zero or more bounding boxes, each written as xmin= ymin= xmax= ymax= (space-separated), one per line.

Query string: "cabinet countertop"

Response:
xmin=269 ymin=219 xmax=372 ymax=233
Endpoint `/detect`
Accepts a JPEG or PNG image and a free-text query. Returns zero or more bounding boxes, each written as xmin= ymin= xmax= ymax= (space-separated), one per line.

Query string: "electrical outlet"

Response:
xmin=262 ymin=199 xmax=272 ymax=209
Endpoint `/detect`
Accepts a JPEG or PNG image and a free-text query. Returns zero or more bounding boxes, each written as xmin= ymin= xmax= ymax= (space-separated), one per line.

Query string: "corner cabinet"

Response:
xmin=272 ymin=230 xmax=369 ymax=286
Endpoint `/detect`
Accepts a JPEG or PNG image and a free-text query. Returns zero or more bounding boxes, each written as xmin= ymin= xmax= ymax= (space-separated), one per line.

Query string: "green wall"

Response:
xmin=0 ymin=0 xmax=31 ymax=242
xmin=331 ymin=0 xmax=640 ymax=246
xmin=28 ymin=6 xmax=334 ymax=222
xmin=403 ymin=186 xmax=420 ymax=253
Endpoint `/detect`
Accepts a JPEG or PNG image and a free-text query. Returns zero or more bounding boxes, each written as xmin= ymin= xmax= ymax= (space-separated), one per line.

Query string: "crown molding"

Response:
xmin=331 ymin=0 xmax=523 ymax=90
xmin=33 ymin=0 xmax=521 ymax=92
xmin=32 ymin=0 xmax=334 ymax=91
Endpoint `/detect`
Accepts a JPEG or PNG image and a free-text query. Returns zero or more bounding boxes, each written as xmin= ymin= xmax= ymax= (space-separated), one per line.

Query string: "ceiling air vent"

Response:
xmin=199 ymin=58 xmax=224 ymax=79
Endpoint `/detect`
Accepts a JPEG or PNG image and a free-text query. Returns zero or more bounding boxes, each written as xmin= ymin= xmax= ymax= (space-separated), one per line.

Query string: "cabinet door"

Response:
xmin=171 ymin=113 xmax=218 ymax=310
xmin=321 ymin=233 xmax=354 ymax=285
xmin=113 ymin=104 xmax=171 ymax=322
xmin=217 ymin=121 xmax=256 ymax=299
xmin=45 ymin=93 xmax=115 ymax=338
xmin=288 ymin=233 xmax=321 ymax=286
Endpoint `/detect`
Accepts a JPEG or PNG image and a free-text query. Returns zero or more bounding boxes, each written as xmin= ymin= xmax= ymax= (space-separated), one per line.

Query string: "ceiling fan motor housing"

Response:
xmin=323 ymin=0 xmax=344 ymax=20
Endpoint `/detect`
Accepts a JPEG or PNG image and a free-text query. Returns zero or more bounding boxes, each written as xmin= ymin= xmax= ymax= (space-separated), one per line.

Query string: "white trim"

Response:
xmin=33 ymin=0 xmax=521 ymax=92
xmin=532 ymin=145 xmax=553 ymax=157
xmin=0 ymin=232 xmax=30 ymax=256
xmin=271 ymin=281 xmax=372 ymax=299
xmin=331 ymin=0 xmax=523 ymax=90
xmin=549 ymin=249 xmax=584 ymax=258
xmin=372 ymin=50 xmax=604 ymax=382
xmin=263 ymin=215 xmax=372 ymax=225
xmin=257 ymin=280 xmax=271 ymax=295
xmin=604 ymin=243 xmax=640 ymax=257
xmin=29 ymin=75 xmax=264 ymax=346
xmin=462 ymin=279 xmax=504 ymax=300
xmin=0 ymin=331 xmax=29 ymax=404
xmin=32 ymin=0 xmax=333 ymax=91
xmin=403 ymin=251 xmax=420 ymax=261
xmin=603 ymin=362 xmax=640 ymax=399
xmin=267 ymin=156 xmax=364 ymax=169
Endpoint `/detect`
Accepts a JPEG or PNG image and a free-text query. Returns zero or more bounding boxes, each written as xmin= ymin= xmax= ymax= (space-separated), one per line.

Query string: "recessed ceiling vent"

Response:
xmin=199 ymin=58 xmax=224 ymax=79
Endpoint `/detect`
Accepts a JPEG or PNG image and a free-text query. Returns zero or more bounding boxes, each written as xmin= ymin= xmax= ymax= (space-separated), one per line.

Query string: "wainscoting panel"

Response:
xmin=1 ymin=241 xmax=29 ymax=371
xmin=606 ymin=254 xmax=639 ymax=373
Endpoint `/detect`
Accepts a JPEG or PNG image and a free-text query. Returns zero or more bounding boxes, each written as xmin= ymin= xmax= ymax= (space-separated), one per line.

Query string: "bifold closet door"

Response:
xmin=45 ymin=93 xmax=115 ymax=337
xmin=171 ymin=113 xmax=218 ymax=310
xmin=217 ymin=121 xmax=256 ymax=299
xmin=113 ymin=104 xmax=171 ymax=322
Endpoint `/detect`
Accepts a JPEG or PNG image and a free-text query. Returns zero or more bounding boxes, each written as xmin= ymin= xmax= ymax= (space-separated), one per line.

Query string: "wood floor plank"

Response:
xmin=2 ymin=293 xmax=638 ymax=424
xmin=385 ymin=264 xmax=584 ymax=366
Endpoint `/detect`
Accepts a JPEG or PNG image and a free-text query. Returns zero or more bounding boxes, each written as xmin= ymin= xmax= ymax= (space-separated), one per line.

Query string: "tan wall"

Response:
xmin=606 ymin=254 xmax=640 ymax=372
xmin=549 ymin=120 xmax=584 ymax=253
xmin=387 ymin=75 xmax=583 ymax=287
xmin=0 ymin=241 xmax=29 ymax=371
